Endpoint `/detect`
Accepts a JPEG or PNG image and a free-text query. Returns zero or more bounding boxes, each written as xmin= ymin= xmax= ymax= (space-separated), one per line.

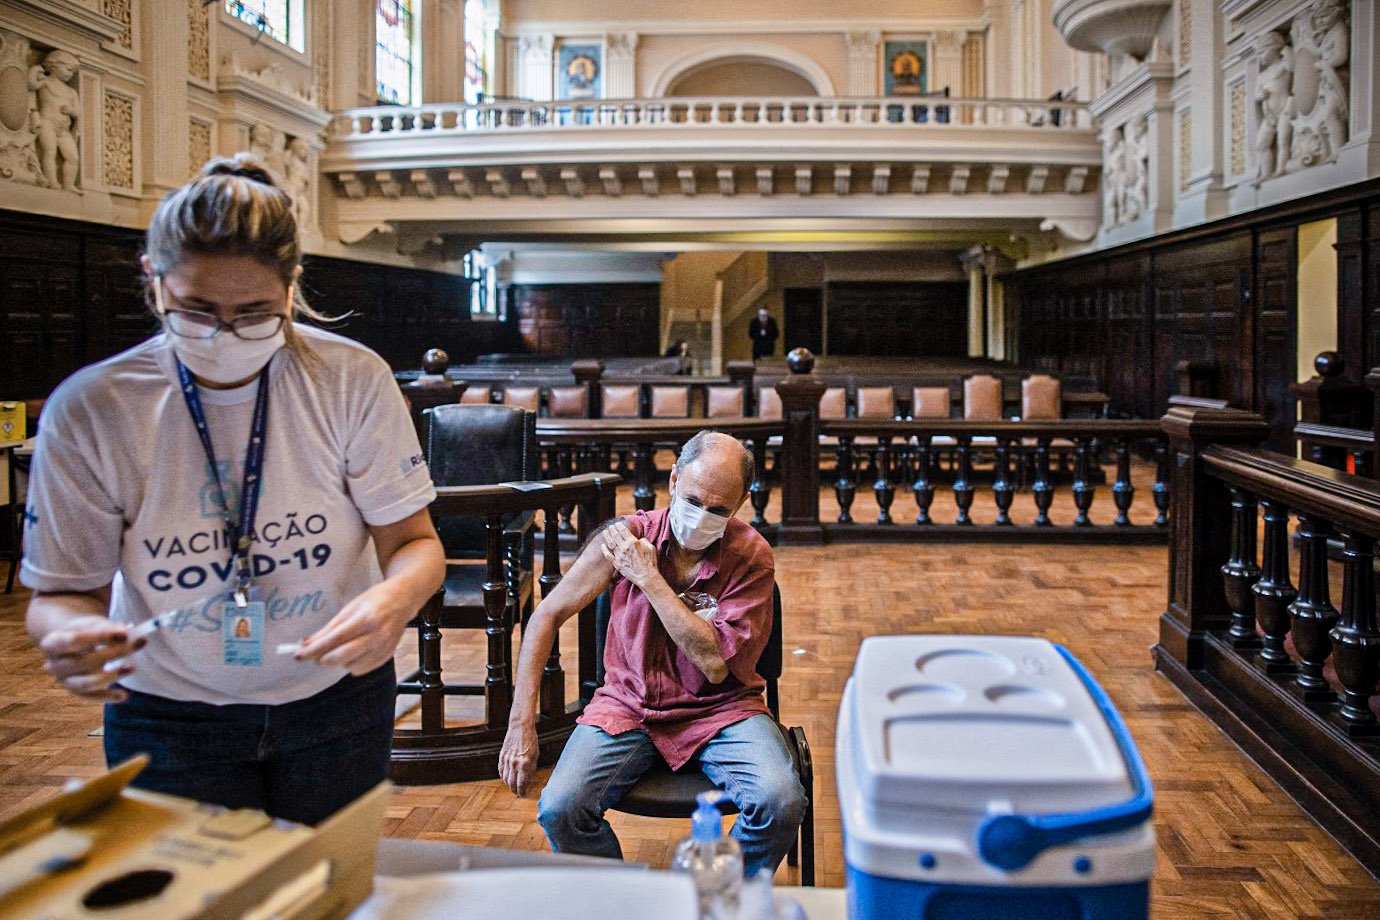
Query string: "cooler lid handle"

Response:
xmin=976 ymin=645 xmax=1154 ymax=872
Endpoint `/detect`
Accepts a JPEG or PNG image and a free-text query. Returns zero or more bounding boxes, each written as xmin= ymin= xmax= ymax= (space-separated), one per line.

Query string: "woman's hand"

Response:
xmin=499 ymin=720 xmax=539 ymax=797
xmin=36 ymin=614 xmax=143 ymax=703
xmin=600 ymin=522 xmax=660 ymax=590
xmin=295 ymin=581 xmax=414 ymax=675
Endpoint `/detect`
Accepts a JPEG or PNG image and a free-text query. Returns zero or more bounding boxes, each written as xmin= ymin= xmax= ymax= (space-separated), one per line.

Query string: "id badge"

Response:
xmin=223 ymin=599 xmax=266 ymax=667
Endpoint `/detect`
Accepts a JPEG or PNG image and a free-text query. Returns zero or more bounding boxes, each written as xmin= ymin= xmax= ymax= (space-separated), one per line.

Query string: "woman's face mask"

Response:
xmin=155 ymin=274 xmax=288 ymax=384
xmin=669 ymin=484 xmax=732 ymax=552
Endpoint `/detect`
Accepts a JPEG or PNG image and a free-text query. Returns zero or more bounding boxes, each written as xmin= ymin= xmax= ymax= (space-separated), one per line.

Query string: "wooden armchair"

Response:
xmin=392 ymin=471 xmax=620 ymax=784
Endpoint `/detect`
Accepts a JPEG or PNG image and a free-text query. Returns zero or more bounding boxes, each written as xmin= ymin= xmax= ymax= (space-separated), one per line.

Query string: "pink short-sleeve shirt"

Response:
xmin=577 ymin=507 xmax=776 ymax=769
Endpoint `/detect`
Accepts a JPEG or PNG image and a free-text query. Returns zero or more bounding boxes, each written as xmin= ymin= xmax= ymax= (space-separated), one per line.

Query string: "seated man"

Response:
xmin=499 ymin=431 xmax=805 ymax=877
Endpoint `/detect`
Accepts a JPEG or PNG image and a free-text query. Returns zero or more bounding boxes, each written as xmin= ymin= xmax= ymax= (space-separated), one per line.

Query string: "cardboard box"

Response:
xmin=0 ymin=756 xmax=388 ymax=920
xmin=0 ymin=403 xmax=24 ymax=442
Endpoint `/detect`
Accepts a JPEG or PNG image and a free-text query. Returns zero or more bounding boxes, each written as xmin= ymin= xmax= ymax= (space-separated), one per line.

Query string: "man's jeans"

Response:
xmin=537 ymin=714 xmax=806 ymax=877
xmin=103 ymin=663 xmax=395 ymax=826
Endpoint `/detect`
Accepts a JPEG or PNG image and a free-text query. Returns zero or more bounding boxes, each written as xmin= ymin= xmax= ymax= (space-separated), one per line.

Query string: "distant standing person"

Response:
xmin=749 ymin=307 xmax=778 ymax=361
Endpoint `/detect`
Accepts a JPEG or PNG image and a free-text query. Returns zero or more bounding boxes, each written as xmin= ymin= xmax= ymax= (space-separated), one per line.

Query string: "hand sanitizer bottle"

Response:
xmin=671 ymin=791 xmax=744 ymax=919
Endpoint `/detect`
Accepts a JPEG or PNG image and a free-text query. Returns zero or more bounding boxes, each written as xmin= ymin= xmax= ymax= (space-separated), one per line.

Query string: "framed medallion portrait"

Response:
xmin=558 ymin=43 xmax=602 ymax=100
xmin=883 ymin=41 xmax=928 ymax=96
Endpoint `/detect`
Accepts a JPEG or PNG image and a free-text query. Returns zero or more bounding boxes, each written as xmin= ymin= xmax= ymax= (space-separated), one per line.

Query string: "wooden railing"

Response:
xmin=333 ymin=95 xmax=1091 ymax=140
xmin=530 ymin=374 xmax=1167 ymax=545
xmin=391 ymin=472 xmax=619 ymax=784
xmin=1155 ymin=405 xmax=1380 ymax=876
xmin=819 ymin=419 xmax=1167 ymax=541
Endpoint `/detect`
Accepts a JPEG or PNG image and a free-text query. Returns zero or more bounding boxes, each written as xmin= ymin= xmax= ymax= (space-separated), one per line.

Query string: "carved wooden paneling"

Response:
xmin=1254 ymin=228 xmax=1298 ymax=450
xmin=783 ymin=287 xmax=823 ymax=356
xmin=1367 ymin=206 xmax=1380 ymax=373
xmin=824 ymin=281 xmax=967 ymax=357
xmin=0 ymin=210 xmax=515 ymax=397
xmin=510 ymin=283 xmax=660 ymax=358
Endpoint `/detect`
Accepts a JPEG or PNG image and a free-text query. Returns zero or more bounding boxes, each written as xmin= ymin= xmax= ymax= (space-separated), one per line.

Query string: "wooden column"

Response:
xmin=776 ymin=349 xmax=826 ymax=544
xmin=572 ymin=359 xmax=605 ymax=418
xmin=1159 ymin=406 xmax=1271 ymax=668
xmin=1293 ymin=351 xmax=1371 ymax=466
xmin=727 ymin=360 xmax=756 ymax=415
xmin=399 ymin=348 xmax=467 ymax=446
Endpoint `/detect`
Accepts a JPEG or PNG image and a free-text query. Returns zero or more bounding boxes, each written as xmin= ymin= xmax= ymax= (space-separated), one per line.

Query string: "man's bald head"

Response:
xmin=676 ymin=430 xmax=754 ymax=499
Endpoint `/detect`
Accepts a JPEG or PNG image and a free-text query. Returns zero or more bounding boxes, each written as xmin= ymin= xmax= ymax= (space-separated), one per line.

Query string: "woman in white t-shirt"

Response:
xmin=22 ymin=155 xmax=445 ymax=824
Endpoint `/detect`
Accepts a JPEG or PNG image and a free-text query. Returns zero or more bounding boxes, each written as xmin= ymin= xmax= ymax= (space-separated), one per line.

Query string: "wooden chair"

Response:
xmin=756 ymin=386 xmax=783 ymax=421
xmin=854 ymin=386 xmax=896 ymax=420
xmin=392 ymin=471 xmax=620 ymax=784
xmin=545 ymin=385 xmax=589 ymax=419
xmin=1021 ymin=375 xmax=1062 ymax=420
xmin=600 ymin=384 xmax=640 ymax=419
xmin=706 ymin=385 xmax=745 ymax=419
xmin=598 ymin=585 xmax=815 ymax=885
xmin=460 ymin=385 xmax=493 ymax=405
xmin=963 ymin=375 xmax=1003 ymax=420
xmin=911 ymin=386 xmax=952 ymax=419
xmin=404 ymin=405 xmax=537 ymax=708
xmin=502 ymin=385 xmax=540 ymax=413
xmin=649 ymin=385 xmax=691 ymax=419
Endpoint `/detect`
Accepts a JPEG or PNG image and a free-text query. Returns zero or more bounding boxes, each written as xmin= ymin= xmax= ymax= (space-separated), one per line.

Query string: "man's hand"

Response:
xmin=600 ymin=522 xmax=660 ymax=590
xmin=499 ymin=720 xmax=539 ymax=797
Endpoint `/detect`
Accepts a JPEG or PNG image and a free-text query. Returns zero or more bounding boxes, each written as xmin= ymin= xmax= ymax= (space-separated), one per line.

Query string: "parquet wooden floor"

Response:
xmin=3 ymin=479 xmax=1380 ymax=918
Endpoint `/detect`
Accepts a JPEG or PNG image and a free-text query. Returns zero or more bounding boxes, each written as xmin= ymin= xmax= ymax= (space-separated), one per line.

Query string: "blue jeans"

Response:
xmin=103 ymin=663 xmax=395 ymax=826
xmin=537 ymin=714 xmax=806 ymax=877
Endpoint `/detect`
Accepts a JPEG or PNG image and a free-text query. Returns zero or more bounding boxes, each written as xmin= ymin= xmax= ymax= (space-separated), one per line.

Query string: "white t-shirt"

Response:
xmin=21 ymin=326 xmax=436 ymax=705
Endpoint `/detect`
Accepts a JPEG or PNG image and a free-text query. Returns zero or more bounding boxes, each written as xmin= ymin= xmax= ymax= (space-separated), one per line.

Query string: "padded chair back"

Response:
xmin=595 ymin=583 xmax=783 ymax=720
xmin=1021 ymin=375 xmax=1062 ymax=420
xmin=963 ymin=375 xmax=1003 ymax=421
xmin=502 ymin=385 xmax=540 ymax=412
xmin=546 ymin=385 xmax=589 ymax=418
xmin=911 ymin=386 xmax=951 ymax=419
xmin=425 ymin=404 xmax=537 ymax=558
xmin=460 ymin=386 xmax=492 ymax=405
xmin=601 ymin=384 xmax=640 ymax=418
xmin=756 ymin=386 xmax=782 ymax=420
xmin=854 ymin=386 xmax=895 ymax=419
xmin=819 ymin=387 xmax=847 ymax=420
xmin=650 ymin=385 xmax=690 ymax=419
xmin=706 ymin=386 xmax=745 ymax=419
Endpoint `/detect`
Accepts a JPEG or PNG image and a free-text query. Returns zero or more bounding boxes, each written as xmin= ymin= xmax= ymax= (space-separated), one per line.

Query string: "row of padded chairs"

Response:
xmin=756 ymin=374 xmax=1064 ymax=422
xmin=460 ymin=382 xmax=751 ymax=419
xmin=455 ymin=374 xmax=1064 ymax=422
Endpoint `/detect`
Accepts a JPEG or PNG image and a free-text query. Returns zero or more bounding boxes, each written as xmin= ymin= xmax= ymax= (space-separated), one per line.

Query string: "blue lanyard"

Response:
xmin=175 ymin=357 xmax=271 ymax=607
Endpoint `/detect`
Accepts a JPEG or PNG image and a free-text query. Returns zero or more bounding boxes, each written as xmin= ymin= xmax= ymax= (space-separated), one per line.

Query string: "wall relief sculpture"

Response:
xmin=1253 ymin=0 xmax=1350 ymax=186
xmin=0 ymin=30 xmax=81 ymax=192
xmin=248 ymin=122 xmax=287 ymax=182
xmin=283 ymin=135 xmax=312 ymax=229
xmin=1101 ymin=114 xmax=1149 ymax=227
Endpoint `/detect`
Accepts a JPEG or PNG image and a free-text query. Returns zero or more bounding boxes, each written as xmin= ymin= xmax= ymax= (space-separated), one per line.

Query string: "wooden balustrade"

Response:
xmin=819 ymin=419 xmax=1167 ymax=541
xmin=1155 ymin=405 xmax=1380 ymax=876
xmin=391 ymin=472 xmax=619 ymax=784
xmin=529 ymin=414 xmax=1170 ymax=546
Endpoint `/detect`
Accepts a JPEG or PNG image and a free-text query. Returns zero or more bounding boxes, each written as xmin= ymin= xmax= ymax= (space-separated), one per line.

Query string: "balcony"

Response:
xmin=320 ymin=96 xmax=1103 ymax=249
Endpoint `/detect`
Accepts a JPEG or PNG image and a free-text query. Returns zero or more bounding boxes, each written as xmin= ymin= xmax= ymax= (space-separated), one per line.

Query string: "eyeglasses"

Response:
xmin=162 ymin=309 xmax=286 ymax=341
xmin=154 ymin=275 xmax=289 ymax=340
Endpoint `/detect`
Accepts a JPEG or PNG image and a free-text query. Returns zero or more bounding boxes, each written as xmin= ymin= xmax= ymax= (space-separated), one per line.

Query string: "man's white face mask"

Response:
xmin=669 ymin=484 xmax=732 ymax=552
xmin=155 ymin=275 xmax=288 ymax=384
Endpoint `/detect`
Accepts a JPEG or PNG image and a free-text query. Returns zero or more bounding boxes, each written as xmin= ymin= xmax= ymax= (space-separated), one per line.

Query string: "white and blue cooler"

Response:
xmin=836 ymin=635 xmax=1155 ymax=920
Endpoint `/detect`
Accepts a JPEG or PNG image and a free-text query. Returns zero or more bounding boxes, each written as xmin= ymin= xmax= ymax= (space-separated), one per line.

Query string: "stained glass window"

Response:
xmin=376 ymin=0 xmax=416 ymax=105
xmin=463 ymin=0 xmax=493 ymax=104
xmin=224 ymin=1 xmax=304 ymax=53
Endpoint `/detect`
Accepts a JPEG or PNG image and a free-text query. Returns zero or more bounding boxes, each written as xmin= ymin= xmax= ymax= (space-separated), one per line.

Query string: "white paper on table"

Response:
xmin=350 ymin=868 xmax=698 ymax=920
